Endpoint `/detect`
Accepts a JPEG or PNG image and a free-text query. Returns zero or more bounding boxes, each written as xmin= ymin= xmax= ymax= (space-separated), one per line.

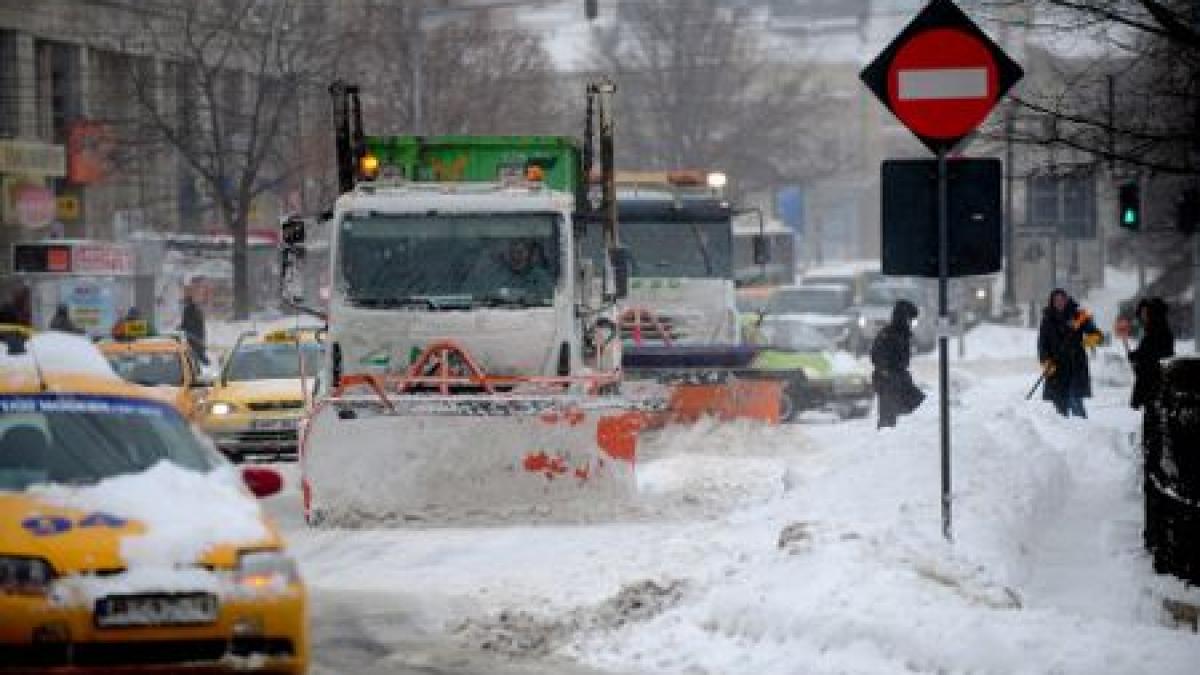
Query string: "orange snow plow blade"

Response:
xmin=642 ymin=379 xmax=782 ymax=428
xmin=300 ymin=341 xmax=645 ymax=524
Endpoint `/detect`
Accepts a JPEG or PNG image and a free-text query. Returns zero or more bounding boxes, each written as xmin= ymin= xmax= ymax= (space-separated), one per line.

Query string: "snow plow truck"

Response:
xmin=281 ymin=81 xmax=644 ymax=524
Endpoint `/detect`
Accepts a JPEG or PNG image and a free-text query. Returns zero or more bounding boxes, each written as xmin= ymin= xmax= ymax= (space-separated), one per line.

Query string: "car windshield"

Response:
xmin=105 ymin=352 xmax=184 ymax=387
xmin=339 ymin=212 xmax=560 ymax=307
xmin=865 ymin=283 xmax=925 ymax=306
xmin=767 ymin=287 xmax=852 ymax=314
xmin=225 ymin=342 xmax=322 ymax=382
xmin=759 ymin=321 xmax=833 ymax=352
xmin=0 ymin=395 xmax=219 ymax=490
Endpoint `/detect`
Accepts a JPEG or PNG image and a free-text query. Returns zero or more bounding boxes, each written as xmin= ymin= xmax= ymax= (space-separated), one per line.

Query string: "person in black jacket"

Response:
xmin=1037 ymin=288 xmax=1103 ymax=418
xmin=179 ymin=292 xmax=209 ymax=366
xmin=49 ymin=303 xmax=81 ymax=334
xmin=1128 ymin=297 xmax=1174 ymax=410
xmin=870 ymin=299 xmax=925 ymax=429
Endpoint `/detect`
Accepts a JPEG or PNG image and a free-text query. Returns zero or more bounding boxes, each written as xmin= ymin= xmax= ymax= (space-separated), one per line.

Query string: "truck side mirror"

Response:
xmin=609 ymin=246 xmax=631 ymax=300
xmin=753 ymin=235 xmax=770 ymax=265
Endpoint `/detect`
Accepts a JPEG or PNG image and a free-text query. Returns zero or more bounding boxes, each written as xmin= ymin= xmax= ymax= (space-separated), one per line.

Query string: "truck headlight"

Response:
xmin=209 ymin=401 xmax=235 ymax=416
xmin=236 ymin=551 xmax=299 ymax=589
xmin=0 ymin=556 xmax=54 ymax=594
xmin=975 ymin=288 xmax=988 ymax=300
xmin=857 ymin=316 xmax=867 ymax=328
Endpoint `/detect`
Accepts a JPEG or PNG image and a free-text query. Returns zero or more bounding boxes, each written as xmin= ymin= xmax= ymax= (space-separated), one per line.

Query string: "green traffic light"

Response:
xmin=1123 ymin=208 xmax=1137 ymax=226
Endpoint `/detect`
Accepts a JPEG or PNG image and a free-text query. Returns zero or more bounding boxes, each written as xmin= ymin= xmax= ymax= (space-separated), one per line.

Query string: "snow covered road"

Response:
xmin=260 ymin=327 xmax=1200 ymax=674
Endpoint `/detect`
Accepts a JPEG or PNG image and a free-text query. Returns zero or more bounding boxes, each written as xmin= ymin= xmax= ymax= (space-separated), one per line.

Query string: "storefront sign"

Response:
xmin=73 ymin=243 xmax=136 ymax=275
xmin=0 ymin=140 xmax=66 ymax=177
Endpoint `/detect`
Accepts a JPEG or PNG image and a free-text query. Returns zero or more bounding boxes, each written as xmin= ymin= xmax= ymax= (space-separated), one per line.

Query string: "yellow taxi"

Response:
xmin=198 ymin=329 xmax=322 ymax=462
xmin=98 ymin=333 xmax=209 ymax=420
xmin=0 ymin=332 xmax=308 ymax=673
xmin=1 ymin=323 xmax=33 ymax=356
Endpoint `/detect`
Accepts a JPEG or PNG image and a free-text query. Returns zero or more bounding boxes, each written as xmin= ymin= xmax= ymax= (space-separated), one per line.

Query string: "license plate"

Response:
xmin=96 ymin=593 xmax=219 ymax=628
xmin=253 ymin=418 xmax=297 ymax=431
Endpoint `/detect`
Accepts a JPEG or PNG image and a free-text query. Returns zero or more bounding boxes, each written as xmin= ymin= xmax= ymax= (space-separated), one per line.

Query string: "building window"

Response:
xmin=34 ymin=39 xmax=80 ymax=144
xmin=0 ymin=31 xmax=17 ymax=138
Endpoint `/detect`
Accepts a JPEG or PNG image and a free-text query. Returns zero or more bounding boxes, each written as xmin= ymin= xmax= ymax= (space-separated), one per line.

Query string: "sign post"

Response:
xmin=861 ymin=0 xmax=1022 ymax=541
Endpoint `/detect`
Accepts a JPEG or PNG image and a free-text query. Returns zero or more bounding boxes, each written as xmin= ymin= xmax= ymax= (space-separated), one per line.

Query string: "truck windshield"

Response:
xmin=339 ymin=213 xmax=560 ymax=307
xmin=583 ymin=219 xmax=732 ymax=279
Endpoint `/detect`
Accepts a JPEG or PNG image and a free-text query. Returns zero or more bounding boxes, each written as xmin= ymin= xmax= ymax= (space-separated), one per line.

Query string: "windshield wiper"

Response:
xmin=473 ymin=294 xmax=551 ymax=309
xmin=352 ymin=296 xmax=470 ymax=310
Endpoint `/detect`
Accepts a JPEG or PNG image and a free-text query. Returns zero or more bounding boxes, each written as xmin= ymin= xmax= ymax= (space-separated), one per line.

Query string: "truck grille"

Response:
xmin=233 ymin=430 xmax=298 ymax=444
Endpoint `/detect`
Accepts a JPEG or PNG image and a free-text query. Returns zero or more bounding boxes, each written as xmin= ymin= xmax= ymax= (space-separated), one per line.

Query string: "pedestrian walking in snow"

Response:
xmin=1036 ymin=288 xmax=1103 ymax=418
xmin=1128 ymin=297 xmax=1174 ymax=410
xmin=179 ymin=292 xmax=209 ymax=366
xmin=870 ymin=299 xmax=925 ymax=429
xmin=49 ymin=303 xmax=81 ymax=334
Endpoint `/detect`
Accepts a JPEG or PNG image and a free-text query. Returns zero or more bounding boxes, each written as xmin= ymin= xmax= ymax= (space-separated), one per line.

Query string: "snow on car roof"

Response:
xmin=1 ymin=332 xmax=122 ymax=382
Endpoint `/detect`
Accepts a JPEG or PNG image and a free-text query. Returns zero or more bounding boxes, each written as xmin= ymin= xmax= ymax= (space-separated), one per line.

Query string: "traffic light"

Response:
xmin=1118 ymin=181 xmax=1141 ymax=230
xmin=584 ymin=0 xmax=598 ymax=20
xmin=1176 ymin=188 xmax=1199 ymax=234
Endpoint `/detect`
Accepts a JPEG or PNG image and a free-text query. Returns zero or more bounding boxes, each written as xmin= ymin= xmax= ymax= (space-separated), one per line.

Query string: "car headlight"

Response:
xmin=209 ymin=401 xmax=235 ymax=416
xmin=857 ymin=316 xmax=867 ymax=328
xmin=235 ymin=550 xmax=299 ymax=589
xmin=975 ymin=288 xmax=988 ymax=300
xmin=0 ymin=556 xmax=54 ymax=594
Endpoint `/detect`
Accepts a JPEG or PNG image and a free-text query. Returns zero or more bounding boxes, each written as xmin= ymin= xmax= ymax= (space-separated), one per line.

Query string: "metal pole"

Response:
xmin=413 ymin=0 xmax=424 ymax=134
xmin=937 ymin=151 xmax=952 ymax=542
xmin=1003 ymin=104 xmax=1016 ymax=315
xmin=1194 ymin=232 xmax=1199 ymax=352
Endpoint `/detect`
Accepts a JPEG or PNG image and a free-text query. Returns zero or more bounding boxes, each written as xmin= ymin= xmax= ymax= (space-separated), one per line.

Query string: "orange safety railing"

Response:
xmin=330 ymin=340 xmax=622 ymax=408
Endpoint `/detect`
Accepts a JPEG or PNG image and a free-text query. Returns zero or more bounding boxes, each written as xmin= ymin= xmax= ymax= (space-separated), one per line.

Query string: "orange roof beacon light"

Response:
xmin=358 ymin=153 xmax=381 ymax=181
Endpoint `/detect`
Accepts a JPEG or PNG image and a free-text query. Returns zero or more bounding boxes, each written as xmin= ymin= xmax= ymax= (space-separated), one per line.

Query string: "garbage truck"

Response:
xmin=281 ymin=81 xmax=644 ymax=524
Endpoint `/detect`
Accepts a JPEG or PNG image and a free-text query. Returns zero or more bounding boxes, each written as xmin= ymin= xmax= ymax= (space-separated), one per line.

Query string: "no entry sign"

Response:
xmin=861 ymin=0 xmax=1022 ymax=155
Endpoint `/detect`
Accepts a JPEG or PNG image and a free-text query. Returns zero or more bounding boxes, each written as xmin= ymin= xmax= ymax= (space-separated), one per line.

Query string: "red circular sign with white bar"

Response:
xmin=886 ymin=27 xmax=998 ymax=141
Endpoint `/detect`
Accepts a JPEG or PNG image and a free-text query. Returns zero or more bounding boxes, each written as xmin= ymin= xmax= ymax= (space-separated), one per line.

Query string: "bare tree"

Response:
xmin=344 ymin=3 xmax=564 ymax=137
xmin=119 ymin=0 xmax=340 ymax=318
xmin=983 ymin=0 xmax=1199 ymax=176
xmin=588 ymin=0 xmax=837 ymax=198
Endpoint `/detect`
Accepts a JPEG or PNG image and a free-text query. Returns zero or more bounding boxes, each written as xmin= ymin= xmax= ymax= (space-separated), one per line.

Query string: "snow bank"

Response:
xmin=566 ymin=375 xmax=1200 ymax=674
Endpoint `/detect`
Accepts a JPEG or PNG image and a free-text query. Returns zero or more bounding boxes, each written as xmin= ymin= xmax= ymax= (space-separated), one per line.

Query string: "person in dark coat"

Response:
xmin=49 ymin=303 xmax=81 ymax=334
xmin=870 ymin=299 xmax=925 ymax=429
xmin=1128 ymin=297 xmax=1174 ymax=410
xmin=1037 ymin=288 xmax=1103 ymax=418
xmin=179 ymin=292 xmax=209 ymax=366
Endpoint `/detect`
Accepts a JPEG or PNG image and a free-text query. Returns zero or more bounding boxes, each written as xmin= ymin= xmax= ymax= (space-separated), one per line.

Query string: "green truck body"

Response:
xmin=364 ymin=135 xmax=582 ymax=194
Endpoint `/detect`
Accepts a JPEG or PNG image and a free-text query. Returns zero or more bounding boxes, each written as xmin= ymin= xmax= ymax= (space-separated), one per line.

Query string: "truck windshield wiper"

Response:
xmin=473 ymin=294 xmax=551 ymax=308
xmin=353 ymin=296 xmax=471 ymax=310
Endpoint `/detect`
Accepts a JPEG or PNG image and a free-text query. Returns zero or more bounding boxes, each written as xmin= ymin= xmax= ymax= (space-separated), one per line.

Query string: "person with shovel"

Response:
xmin=1036 ymin=288 xmax=1104 ymax=418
